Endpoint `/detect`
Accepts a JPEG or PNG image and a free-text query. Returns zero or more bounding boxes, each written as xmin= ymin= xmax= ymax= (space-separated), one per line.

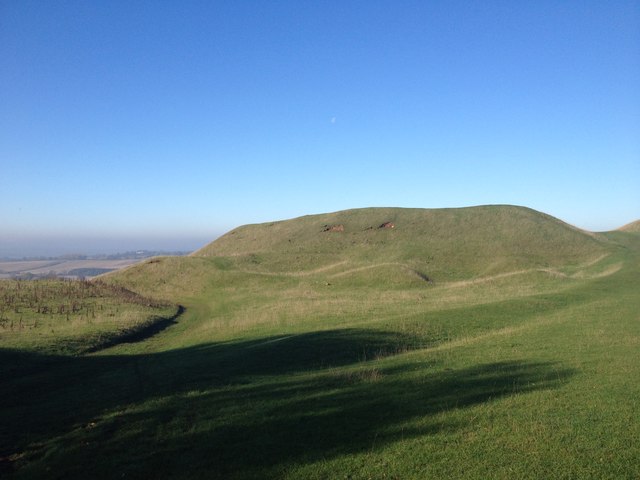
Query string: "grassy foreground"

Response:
xmin=1 ymin=206 xmax=639 ymax=479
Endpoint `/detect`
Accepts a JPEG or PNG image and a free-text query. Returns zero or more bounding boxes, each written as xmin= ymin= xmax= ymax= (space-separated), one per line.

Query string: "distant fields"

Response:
xmin=0 ymin=251 xmax=191 ymax=280
xmin=1 ymin=206 xmax=639 ymax=479
xmin=0 ymin=259 xmax=141 ymax=279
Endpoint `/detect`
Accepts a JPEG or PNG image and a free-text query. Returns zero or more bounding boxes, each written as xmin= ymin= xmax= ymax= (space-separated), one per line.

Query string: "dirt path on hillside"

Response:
xmin=327 ymin=262 xmax=412 ymax=278
xmin=237 ymin=261 xmax=349 ymax=277
xmin=440 ymin=253 xmax=614 ymax=289
xmin=235 ymin=253 xmax=614 ymax=286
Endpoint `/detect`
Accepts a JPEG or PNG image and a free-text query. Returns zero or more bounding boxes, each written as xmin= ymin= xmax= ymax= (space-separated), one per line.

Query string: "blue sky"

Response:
xmin=1 ymin=1 xmax=639 ymax=256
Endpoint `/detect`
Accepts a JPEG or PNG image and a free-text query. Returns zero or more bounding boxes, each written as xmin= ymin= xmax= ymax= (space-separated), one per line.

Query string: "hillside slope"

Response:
xmin=106 ymin=202 xmax=624 ymax=348
xmin=618 ymin=219 xmax=640 ymax=233
xmin=108 ymin=205 xmax=615 ymax=317
xmin=192 ymin=205 xmax=608 ymax=280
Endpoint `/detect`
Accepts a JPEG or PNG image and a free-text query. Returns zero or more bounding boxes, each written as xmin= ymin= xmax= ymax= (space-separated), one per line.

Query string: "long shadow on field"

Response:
xmin=0 ymin=329 xmax=574 ymax=479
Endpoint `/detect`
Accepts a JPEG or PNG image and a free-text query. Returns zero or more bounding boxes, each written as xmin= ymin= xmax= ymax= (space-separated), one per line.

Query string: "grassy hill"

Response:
xmin=2 ymin=205 xmax=639 ymax=479
xmin=106 ymin=205 xmax=617 ymax=349
xmin=619 ymin=219 xmax=640 ymax=233
xmin=111 ymin=205 xmax=611 ymax=303
xmin=195 ymin=205 xmax=607 ymax=278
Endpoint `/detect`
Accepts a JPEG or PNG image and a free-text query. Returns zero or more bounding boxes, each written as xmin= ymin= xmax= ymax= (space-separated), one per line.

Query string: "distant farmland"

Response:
xmin=0 ymin=251 xmax=190 ymax=279
xmin=0 ymin=259 xmax=143 ymax=279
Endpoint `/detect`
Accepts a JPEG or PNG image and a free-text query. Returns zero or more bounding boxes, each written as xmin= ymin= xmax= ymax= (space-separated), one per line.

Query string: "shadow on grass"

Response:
xmin=0 ymin=329 xmax=574 ymax=479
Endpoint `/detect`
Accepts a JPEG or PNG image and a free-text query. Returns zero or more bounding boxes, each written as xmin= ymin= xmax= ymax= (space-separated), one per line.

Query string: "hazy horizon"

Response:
xmin=2 ymin=204 xmax=637 ymax=259
xmin=0 ymin=234 xmax=217 ymax=259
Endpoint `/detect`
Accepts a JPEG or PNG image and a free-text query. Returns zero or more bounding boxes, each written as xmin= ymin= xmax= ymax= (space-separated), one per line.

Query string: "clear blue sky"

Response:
xmin=1 ymin=1 xmax=639 ymax=256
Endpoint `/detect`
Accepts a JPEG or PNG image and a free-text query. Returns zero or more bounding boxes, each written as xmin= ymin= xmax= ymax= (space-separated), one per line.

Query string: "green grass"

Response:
xmin=1 ymin=206 xmax=639 ymax=479
xmin=194 ymin=205 xmax=608 ymax=280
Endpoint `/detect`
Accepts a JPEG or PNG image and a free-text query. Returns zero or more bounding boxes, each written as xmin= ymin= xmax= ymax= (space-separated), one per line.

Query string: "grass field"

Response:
xmin=1 ymin=206 xmax=638 ymax=479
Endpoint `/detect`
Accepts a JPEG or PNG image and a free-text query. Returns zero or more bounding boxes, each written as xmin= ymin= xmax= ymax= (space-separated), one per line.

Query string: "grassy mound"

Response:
xmin=107 ymin=205 xmax=619 ymax=350
xmin=115 ymin=206 xmax=609 ymax=299
xmin=195 ymin=205 xmax=607 ymax=278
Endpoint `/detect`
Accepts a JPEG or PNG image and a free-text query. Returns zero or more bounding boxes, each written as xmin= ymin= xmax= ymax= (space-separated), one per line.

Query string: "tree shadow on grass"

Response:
xmin=0 ymin=329 xmax=575 ymax=479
